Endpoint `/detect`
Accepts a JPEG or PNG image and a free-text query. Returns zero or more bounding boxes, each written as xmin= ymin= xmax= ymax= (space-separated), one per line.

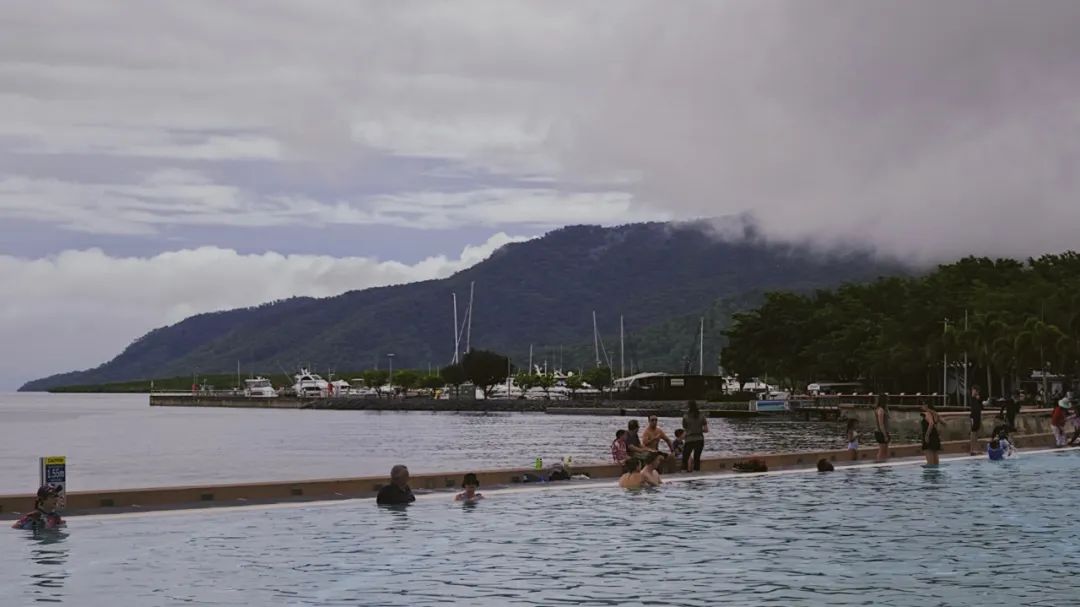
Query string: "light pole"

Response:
xmin=387 ymin=353 xmax=395 ymax=389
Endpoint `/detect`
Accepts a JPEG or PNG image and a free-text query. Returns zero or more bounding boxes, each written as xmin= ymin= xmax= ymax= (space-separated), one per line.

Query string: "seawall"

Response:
xmin=150 ymin=395 xmax=747 ymax=417
xmin=844 ymin=406 xmax=1052 ymax=441
xmin=0 ymin=433 xmax=1056 ymax=519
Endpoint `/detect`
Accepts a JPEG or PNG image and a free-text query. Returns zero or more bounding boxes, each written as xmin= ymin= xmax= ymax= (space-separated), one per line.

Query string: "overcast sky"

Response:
xmin=2 ymin=1 xmax=1079 ymax=389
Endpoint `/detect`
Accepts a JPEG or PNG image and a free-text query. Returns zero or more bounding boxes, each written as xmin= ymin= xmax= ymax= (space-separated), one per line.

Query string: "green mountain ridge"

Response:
xmin=20 ymin=221 xmax=907 ymax=391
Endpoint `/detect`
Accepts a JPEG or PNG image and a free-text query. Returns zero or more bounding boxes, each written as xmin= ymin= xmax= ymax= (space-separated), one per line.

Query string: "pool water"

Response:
xmin=3 ymin=450 xmax=1077 ymax=606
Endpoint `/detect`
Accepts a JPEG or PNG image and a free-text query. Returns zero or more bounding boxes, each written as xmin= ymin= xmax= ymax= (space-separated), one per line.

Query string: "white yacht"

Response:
xmin=292 ymin=368 xmax=330 ymax=397
xmin=243 ymin=377 xmax=278 ymax=398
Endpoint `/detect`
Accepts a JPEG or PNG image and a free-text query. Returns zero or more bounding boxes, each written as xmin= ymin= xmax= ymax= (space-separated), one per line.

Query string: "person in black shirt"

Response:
xmin=376 ymin=464 xmax=416 ymax=505
xmin=969 ymin=386 xmax=984 ymax=455
xmin=998 ymin=392 xmax=1022 ymax=432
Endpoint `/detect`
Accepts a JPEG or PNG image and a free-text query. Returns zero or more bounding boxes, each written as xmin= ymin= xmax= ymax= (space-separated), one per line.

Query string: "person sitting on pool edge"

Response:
xmin=376 ymin=464 xmax=416 ymax=505
xmin=618 ymin=458 xmax=644 ymax=489
xmin=455 ymin=473 xmax=483 ymax=502
xmin=11 ymin=484 xmax=65 ymax=530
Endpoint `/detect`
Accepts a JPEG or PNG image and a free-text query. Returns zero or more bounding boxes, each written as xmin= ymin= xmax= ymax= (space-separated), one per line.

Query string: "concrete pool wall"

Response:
xmin=0 ymin=432 xmax=1056 ymax=518
xmin=843 ymin=407 xmax=1052 ymax=441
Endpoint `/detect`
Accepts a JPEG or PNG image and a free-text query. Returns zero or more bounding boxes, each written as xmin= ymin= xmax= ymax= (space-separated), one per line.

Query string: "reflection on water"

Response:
xmin=22 ymin=529 xmax=70 ymax=604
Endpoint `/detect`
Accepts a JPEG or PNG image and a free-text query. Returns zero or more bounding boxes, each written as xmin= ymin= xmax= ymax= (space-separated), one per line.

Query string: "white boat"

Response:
xmin=292 ymin=368 xmax=330 ymax=397
xmin=346 ymin=378 xmax=379 ymax=398
xmin=328 ymin=379 xmax=351 ymax=397
xmin=243 ymin=377 xmax=277 ymax=398
xmin=489 ymin=383 xmax=525 ymax=399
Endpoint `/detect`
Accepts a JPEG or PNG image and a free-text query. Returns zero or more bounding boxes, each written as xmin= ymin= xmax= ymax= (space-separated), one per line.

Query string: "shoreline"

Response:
xmin=1 ymin=432 xmax=1058 ymax=519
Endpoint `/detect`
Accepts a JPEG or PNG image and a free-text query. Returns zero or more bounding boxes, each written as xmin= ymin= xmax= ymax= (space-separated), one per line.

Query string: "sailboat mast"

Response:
xmin=620 ymin=315 xmax=625 ymax=379
xmin=465 ymin=281 xmax=475 ymax=354
xmin=529 ymin=344 xmax=534 ymax=374
xmin=593 ymin=310 xmax=600 ymax=368
xmin=452 ymin=293 xmax=460 ymax=364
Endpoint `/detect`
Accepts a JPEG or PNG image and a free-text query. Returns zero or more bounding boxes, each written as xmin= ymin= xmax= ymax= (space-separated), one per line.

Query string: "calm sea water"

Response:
xmin=2 ymin=450 xmax=1077 ymax=606
xmin=0 ymin=393 xmax=850 ymax=493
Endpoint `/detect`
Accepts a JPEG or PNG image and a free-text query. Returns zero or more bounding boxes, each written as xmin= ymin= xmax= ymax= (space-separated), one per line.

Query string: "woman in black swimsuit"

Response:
xmin=921 ymin=402 xmax=943 ymax=465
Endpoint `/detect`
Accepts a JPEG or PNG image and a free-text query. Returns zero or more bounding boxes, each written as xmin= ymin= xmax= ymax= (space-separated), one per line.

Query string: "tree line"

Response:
xmin=720 ymin=253 xmax=1080 ymax=399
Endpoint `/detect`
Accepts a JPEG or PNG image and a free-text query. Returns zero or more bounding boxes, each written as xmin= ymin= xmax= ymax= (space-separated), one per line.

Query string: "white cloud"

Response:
xmin=0 ymin=232 xmax=528 ymax=389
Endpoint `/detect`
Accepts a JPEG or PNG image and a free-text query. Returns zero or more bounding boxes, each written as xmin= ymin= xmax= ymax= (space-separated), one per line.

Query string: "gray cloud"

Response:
xmin=4 ymin=1 xmax=1076 ymax=261
xmin=2 ymin=1 xmax=1080 ymax=386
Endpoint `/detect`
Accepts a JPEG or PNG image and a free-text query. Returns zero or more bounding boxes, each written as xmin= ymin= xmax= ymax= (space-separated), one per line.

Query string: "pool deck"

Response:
xmin=0 ymin=432 xmax=1059 ymax=519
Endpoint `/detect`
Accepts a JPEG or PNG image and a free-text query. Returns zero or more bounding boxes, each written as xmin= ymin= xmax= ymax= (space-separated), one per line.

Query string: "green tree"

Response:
xmin=419 ymin=375 xmax=444 ymax=391
xmin=361 ymin=369 xmax=389 ymax=391
xmin=514 ymin=372 xmax=538 ymax=395
xmin=439 ymin=363 xmax=466 ymax=387
xmin=565 ymin=374 xmax=584 ymax=397
xmin=536 ymin=373 xmax=555 ymax=398
xmin=461 ymin=349 xmax=512 ymax=397
xmin=394 ymin=369 xmax=421 ymax=392
xmin=583 ymin=366 xmax=613 ymax=392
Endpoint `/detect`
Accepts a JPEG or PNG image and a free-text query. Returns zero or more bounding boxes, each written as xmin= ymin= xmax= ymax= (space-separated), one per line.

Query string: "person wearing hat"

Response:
xmin=11 ymin=484 xmax=65 ymax=530
xmin=454 ymin=473 xmax=484 ymax=502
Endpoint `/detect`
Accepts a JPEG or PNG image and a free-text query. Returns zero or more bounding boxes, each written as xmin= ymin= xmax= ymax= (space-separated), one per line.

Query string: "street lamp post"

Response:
xmin=387 ymin=353 xmax=395 ymax=395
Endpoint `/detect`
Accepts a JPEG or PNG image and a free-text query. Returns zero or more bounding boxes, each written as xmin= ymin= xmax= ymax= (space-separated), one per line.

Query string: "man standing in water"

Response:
xmin=969 ymin=385 xmax=984 ymax=456
xmin=376 ymin=464 xmax=416 ymax=505
xmin=874 ymin=400 xmax=891 ymax=462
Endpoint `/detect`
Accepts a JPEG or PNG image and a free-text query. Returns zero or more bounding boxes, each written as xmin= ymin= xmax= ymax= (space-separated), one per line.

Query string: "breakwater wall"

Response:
xmin=843 ymin=406 xmax=1052 ymax=441
xmin=0 ymin=433 xmax=1056 ymax=519
xmin=150 ymin=395 xmax=750 ymax=417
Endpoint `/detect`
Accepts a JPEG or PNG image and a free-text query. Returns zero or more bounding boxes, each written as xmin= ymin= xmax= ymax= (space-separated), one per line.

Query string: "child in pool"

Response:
xmin=455 ymin=473 xmax=484 ymax=502
xmin=845 ymin=419 xmax=859 ymax=460
xmin=11 ymin=485 xmax=65 ymax=530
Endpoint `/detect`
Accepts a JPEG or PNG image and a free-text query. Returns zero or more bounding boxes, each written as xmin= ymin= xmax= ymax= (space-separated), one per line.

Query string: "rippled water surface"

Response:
xmin=2 ymin=451 xmax=1078 ymax=606
xmin=0 ymin=393 xmax=853 ymax=492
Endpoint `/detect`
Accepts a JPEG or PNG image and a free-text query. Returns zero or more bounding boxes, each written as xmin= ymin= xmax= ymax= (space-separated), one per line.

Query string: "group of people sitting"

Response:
xmin=609 ymin=401 xmax=711 ymax=489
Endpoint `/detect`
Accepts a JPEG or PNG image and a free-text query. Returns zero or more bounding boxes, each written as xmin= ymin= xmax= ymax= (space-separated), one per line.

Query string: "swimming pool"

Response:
xmin=3 ymin=450 xmax=1077 ymax=606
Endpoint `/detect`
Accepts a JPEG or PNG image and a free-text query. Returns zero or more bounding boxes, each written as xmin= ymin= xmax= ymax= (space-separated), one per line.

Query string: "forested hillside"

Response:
xmin=21 ymin=221 xmax=903 ymax=391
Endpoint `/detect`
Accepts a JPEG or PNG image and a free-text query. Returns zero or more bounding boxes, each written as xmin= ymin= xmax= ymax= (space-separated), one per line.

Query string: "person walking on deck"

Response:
xmin=1051 ymin=399 xmax=1069 ymax=447
xmin=681 ymin=401 xmax=708 ymax=472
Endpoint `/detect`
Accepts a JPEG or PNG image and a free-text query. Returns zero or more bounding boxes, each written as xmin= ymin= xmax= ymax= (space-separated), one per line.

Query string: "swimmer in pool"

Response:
xmin=639 ymin=452 xmax=665 ymax=487
xmin=11 ymin=485 xmax=65 ymax=531
xmin=455 ymin=473 xmax=484 ymax=502
xmin=618 ymin=458 xmax=644 ymax=489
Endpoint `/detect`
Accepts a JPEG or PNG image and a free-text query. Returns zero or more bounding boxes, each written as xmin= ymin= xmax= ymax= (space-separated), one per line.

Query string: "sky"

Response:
xmin=1 ymin=1 xmax=1079 ymax=389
